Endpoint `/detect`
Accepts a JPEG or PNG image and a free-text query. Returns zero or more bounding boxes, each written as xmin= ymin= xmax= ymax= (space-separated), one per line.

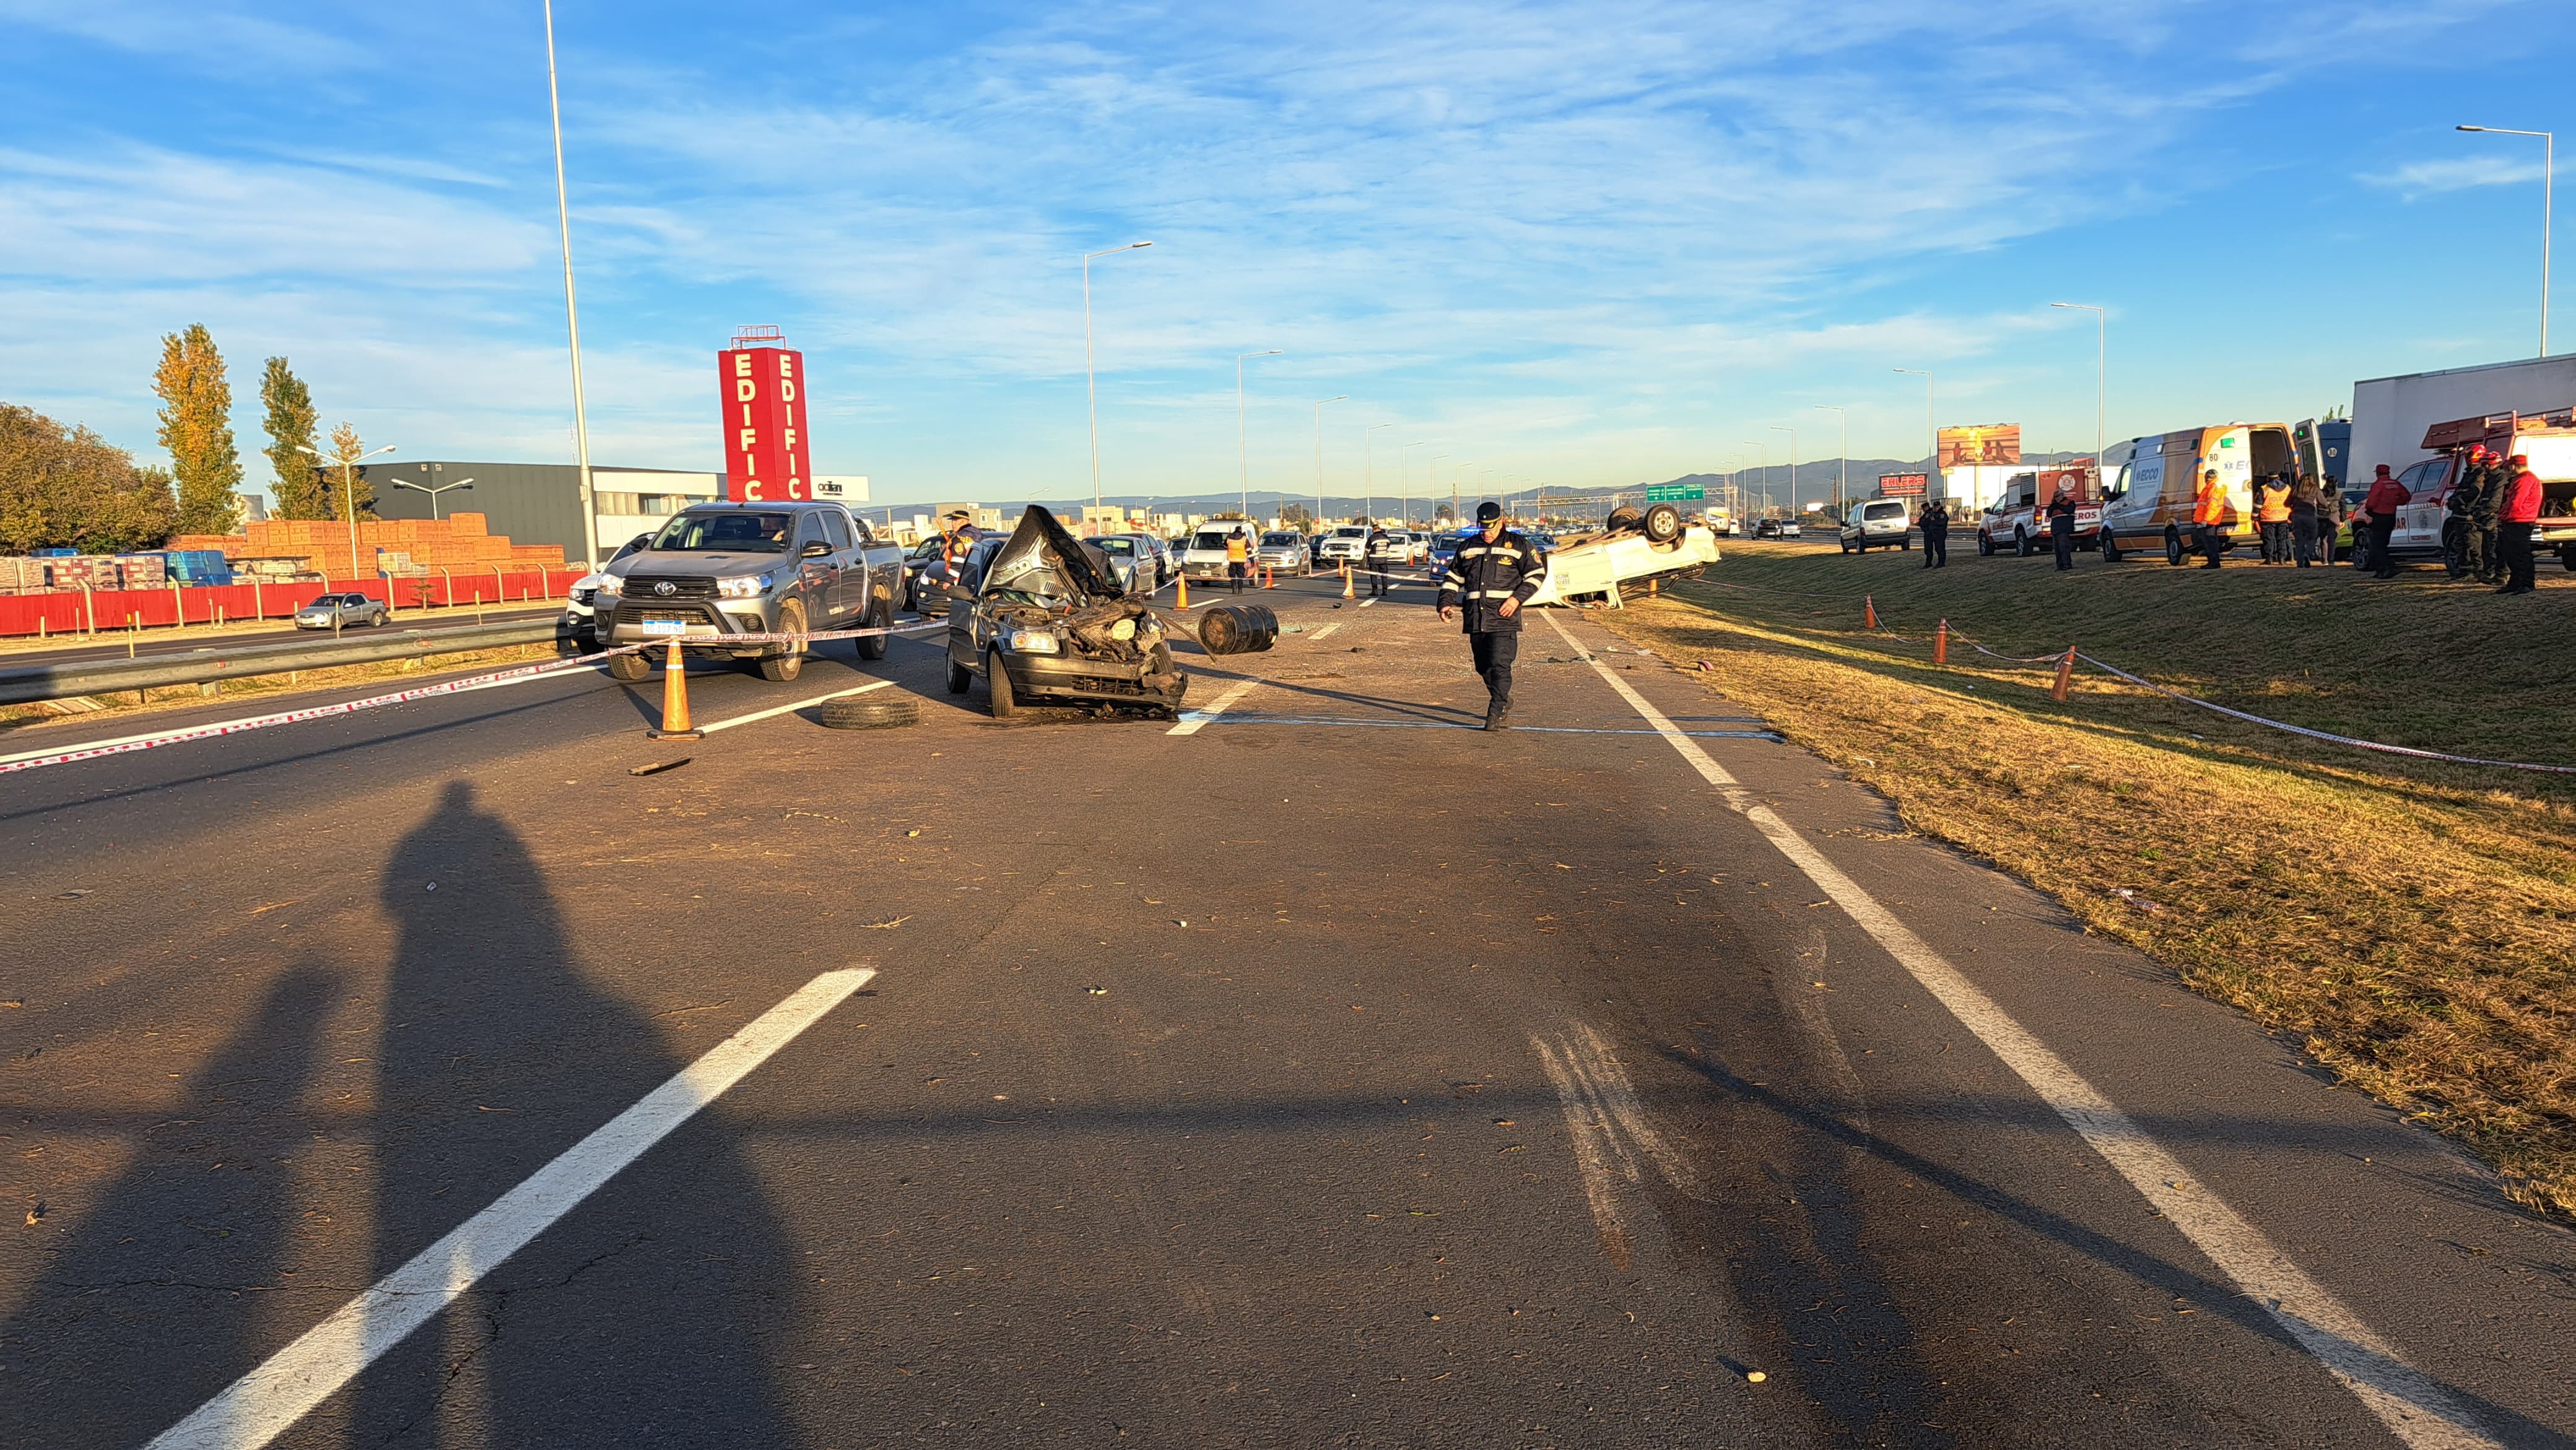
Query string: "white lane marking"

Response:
xmin=1541 ymin=610 xmax=2502 ymax=1450
xmin=1357 ymin=597 xmax=1378 ymax=609
xmin=146 ymin=968 xmax=874 ymax=1450
xmin=697 ymin=677 xmax=893 ymax=734
xmin=1310 ymin=624 xmax=1341 ymax=641
xmin=1167 ymin=677 xmax=1260 ymax=736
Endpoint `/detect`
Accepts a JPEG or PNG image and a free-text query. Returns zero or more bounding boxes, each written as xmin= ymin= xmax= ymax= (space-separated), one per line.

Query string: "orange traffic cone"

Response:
xmin=1933 ymin=618 xmax=1949 ymax=664
xmin=1863 ymin=594 xmax=1878 ymax=629
xmin=649 ymin=640 xmax=702 ymax=739
xmin=1341 ymin=562 xmax=1355 ymax=600
xmin=1175 ymin=573 xmax=1191 ymax=610
xmin=1263 ymin=565 xmax=1275 ymax=589
xmin=2050 ymin=645 xmax=2075 ymax=702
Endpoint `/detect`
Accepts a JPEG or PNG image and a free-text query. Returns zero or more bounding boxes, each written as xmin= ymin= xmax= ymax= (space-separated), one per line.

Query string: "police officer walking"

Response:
xmin=1364 ymin=523 xmax=1395 ymax=597
xmin=1437 ymin=501 xmax=1546 ymax=731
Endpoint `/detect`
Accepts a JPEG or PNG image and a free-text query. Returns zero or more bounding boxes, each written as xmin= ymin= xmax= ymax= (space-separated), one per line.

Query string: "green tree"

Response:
xmin=1279 ymin=502 xmax=1315 ymax=531
xmin=0 ymin=403 xmax=180 ymax=553
xmin=321 ymin=420 xmax=376 ymax=521
xmin=152 ymin=323 xmax=243 ymax=534
xmin=259 ymin=355 xmax=325 ymax=519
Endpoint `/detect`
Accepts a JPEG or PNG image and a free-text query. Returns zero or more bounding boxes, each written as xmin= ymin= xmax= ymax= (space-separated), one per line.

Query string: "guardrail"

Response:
xmin=0 ymin=619 xmax=567 ymax=707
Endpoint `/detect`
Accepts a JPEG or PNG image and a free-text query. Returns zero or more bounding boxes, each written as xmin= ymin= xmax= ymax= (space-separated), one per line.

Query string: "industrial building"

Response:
xmin=367 ymin=461 xmax=868 ymax=562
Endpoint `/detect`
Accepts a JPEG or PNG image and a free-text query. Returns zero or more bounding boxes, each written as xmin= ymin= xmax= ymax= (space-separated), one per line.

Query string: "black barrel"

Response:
xmin=1195 ymin=602 xmax=1278 ymax=656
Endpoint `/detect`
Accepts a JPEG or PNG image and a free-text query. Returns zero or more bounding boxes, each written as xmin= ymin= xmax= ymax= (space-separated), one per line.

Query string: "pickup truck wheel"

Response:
xmin=1606 ymin=505 xmax=1642 ymax=534
xmin=1642 ymin=503 xmax=1682 ymax=542
xmin=2559 ymin=544 xmax=2576 ymax=573
xmin=2164 ymin=528 xmax=2185 ymax=566
xmin=605 ymin=649 xmax=653 ymax=682
xmin=2014 ymin=529 xmax=2032 ymax=557
xmin=1977 ymin=532 xmax=1995 ymax=557
xmin=757 ymin=600 xmax=807 ymax=682
xmin=856 ymin=596 xmax=889 ymax=661
xmin=985 ymin=648 xmax=1017 ymax=719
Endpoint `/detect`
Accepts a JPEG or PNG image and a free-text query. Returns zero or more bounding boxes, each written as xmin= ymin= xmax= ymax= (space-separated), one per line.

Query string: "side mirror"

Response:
xmin=803 ymin=540 xmax=830 ymax=558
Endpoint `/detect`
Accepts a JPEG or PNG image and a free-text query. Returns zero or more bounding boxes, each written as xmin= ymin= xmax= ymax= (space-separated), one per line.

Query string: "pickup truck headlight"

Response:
xmin=716 ymin=573 xmax=773 ymax=599
xmin=594 ymin=574 xmax=622 ymax=596
xmin=1007 ymin=630 xmax=1061 ymax=654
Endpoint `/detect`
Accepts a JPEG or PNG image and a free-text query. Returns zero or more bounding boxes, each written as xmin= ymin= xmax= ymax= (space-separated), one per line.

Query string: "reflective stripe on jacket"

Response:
xmin=1436 ymin=529 xmax=1545 ymax=632
xmin=2193 ymin=481 xmax=2228 ymax=526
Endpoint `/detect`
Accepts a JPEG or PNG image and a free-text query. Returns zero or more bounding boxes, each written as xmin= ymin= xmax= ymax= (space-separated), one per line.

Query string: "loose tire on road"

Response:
xmin=819 ymin=693 xmax=918 ymax=730
xmin=985 ymin=648 xmax=1017 ymax=718
xmin=757 ymin=600 xmax=807 ymax=682
xmin=856 ymin=597 xmax=890 ymax=661
xmin=1196 ymin=602 xmax=1279 ymax=656
xmin=1642 ymin=503 xmax=1682 ymax=542
xmin=606 ymin=649 xmax=654 ymax=682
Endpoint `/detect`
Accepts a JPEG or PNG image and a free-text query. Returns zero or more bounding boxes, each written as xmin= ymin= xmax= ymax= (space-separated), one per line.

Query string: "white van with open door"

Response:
xmin=2097 ymin=422 xmax=2298 ymax=564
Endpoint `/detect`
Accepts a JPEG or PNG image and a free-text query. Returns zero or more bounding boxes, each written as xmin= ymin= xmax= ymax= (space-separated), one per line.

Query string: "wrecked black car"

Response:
xmin=944 ymin=505 xmax=1189 ymax=719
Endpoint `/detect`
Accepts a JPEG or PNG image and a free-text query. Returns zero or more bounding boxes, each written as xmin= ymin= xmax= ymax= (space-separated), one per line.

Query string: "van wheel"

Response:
xmin=1900 ymin=536 xmax=1911 ymax=550
xmin=2100 ymin=531 xmax=2121 ymax=563
xmin=985 ymin=649 xmax=1017 ymax=719
xmin=606 ymin=649 xmax=653 ymax=682
xmin=757 ymin=600 xmax=807 ymax=682
xmin=856 ymin=596 xmax=889 ymax=660
xmin=2164 ymin=528 xmax=2185 ymax=566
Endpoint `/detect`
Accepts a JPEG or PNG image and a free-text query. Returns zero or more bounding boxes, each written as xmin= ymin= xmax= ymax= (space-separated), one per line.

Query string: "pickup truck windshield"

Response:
xmin=1191 ymin=532 xmax=1233 ymax=550
xmin=651 ymin=512 xmax=793 ymax=552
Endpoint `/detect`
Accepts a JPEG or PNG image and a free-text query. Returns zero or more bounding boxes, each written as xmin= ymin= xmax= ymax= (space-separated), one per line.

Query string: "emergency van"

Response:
xmin=2095 ymin=422 xmax=2299 ymax=564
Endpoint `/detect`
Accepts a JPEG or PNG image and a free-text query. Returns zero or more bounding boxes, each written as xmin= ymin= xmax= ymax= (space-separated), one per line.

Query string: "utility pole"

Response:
xmin=543 ymin=0 xmax=600 ymax=571
xmin=2051 ymin=303 xmax=2106 ymax=480
xmin=2456 ymin=126 xmax=2553 ymax=356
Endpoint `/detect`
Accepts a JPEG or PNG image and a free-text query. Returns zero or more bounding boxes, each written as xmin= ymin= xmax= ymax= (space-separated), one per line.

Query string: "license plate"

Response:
xmin=640 ymin=620 xmax=687 ymax=636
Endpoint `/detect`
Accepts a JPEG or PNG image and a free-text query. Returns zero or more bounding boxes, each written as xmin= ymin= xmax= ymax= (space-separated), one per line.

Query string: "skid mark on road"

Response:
xmin=146 ymin=968 xmax=874 ymax=1450
xmin=1167 ymin=677 xmax=1261 ymax=736
xmin=1532 ymin=1023 xmax=1707 ymax=1272
xmin=1541 ymin=609 xmax=2505 ymax=1450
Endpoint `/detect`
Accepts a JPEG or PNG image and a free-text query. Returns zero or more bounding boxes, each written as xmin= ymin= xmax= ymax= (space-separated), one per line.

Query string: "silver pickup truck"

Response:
xmin=594 ymin=501 xmax=907 ymax=683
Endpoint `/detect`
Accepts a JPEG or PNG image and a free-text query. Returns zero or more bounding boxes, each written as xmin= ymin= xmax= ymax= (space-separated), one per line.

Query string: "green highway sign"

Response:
xmin=1644 ymin=484 xmax=1705 ymax=503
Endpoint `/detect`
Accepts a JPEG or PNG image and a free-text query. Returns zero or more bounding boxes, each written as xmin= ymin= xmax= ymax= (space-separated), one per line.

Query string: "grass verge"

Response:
xmin=1598 ymin=541 xmax=2575 ymax=1218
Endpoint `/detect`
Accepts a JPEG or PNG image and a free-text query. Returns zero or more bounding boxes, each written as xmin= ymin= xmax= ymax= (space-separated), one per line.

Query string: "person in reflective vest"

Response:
xmin=1225 ymin=526 xmax=1251 ymax=594
xmin=2256 ymin=475 xmax=2292 ymax=563
xmin=2193 ymin=468 xmax=2229 ymax=569
xmin=1436 ymin=500 xmax=1546 ymax=731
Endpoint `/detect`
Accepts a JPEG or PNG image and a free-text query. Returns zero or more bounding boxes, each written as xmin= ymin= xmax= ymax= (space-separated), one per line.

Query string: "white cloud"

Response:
xmin=2361 ymin=154 xmax=2551 ymax=199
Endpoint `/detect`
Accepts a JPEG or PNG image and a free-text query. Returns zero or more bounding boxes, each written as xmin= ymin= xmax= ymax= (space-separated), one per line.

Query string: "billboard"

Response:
xmin=1937 ymin=423 xmax=2021 ymax=469
xmin=716 ymin=338 xmax=813 ymax=502
xmin=1878 ymin=472 xmax=1928 ymax=498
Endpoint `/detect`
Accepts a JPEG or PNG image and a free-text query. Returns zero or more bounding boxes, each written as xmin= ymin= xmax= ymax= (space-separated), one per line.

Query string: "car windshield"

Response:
xmin=651 ymin=511 xmax=793 ymax=552
xmin=1261 ymin=533 xmax=1298 ymax=546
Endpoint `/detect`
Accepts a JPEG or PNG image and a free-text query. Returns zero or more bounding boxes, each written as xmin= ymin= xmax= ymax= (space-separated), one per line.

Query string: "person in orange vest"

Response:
xmin=2494 ymin=453 xmax=2543 ymax=595
xmin=2358 ymin=464 xmax=2411 ymax=580
xmin=2192 ymin=467 xmax=2229 ymax=568
xmin=2256 ymin=474 xmax=2292 ymax=563
xmin=1224 ymin=525 xmax=1251 ymax=594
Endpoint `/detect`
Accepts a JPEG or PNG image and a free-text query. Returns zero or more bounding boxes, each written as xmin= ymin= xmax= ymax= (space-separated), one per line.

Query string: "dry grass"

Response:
xmin=1599 ymin=541 xmax=2576 ymax=1218
xmin=0 ymin=642 xmax=573 ymax=738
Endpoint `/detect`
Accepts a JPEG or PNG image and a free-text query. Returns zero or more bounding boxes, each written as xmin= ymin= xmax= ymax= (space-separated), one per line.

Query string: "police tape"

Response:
xmin=1 ymin=619 xmax=954 ymax=776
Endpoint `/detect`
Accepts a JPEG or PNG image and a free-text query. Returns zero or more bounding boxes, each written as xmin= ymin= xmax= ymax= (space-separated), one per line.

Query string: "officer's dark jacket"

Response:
xmin=1436 ymin=528 xmax=1544 ymax=632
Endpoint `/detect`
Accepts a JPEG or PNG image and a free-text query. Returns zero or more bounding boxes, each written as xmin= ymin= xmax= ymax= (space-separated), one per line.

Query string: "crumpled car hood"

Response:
xmin=981 ymin=505 xmax=1123 ymax=602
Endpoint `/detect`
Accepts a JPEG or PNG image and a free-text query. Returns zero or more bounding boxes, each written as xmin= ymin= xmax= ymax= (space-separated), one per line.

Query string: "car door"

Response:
xmin=820 ymin=508 xmax=863 ymax=618
xmin=2394 ymin=459 xmax=2450 ymax=550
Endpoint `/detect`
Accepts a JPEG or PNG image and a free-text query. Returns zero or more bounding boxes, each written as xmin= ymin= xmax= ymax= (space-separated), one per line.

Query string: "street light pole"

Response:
xmin=1360 ymin=421 xmax=1391 ymax=525
xmin=396 ymin=475 xmax=475 ymax=520
xmin=1311 ymin=396 xmax=1346 ymax=529
xmin=2457 ymin=125 xmax=2554 ymax=356
xmin=1894 ymin=368 xmax=1935 ymax=501
xmin=1237 ymin=350 xmax=1282 ymax=520
xmin=542 ymin=0 xmax=600 ymax=572
xmin=300 ymin=443 xmax=394 ymax=579
xmin=1084 ymin=241 xmax=1154 ymax=511
xmin=2050 ymin=303 xmax=2107 ymax=480
xmin=1770 ymin=426 xmax=1797 ymax=517
xmin=1814 ymin=406 xmax=1847 ymax=513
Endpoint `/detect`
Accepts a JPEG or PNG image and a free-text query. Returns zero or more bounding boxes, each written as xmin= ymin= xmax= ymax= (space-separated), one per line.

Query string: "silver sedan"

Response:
xmin=292 ymin=593 xmax=389 ymax=630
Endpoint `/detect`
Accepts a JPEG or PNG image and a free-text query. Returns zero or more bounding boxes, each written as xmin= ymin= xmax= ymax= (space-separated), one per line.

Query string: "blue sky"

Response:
xmin=1 ymin=0 xmax=2565 ymax=510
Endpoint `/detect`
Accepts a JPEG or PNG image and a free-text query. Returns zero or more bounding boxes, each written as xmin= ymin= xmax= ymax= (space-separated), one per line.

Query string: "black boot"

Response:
xmin=1484 ymin=701 xmax=1512 ymax=731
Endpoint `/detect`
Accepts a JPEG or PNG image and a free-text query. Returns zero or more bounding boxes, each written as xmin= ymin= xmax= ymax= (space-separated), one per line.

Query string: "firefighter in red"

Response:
xmin=2359 ymin=464 xmax=2411 ymax=580
xmin=2495 ymin=453 xmax=2543 ymax=595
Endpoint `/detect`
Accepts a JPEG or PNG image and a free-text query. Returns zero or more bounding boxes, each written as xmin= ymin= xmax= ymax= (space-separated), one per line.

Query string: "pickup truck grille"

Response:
xmin=622 ymin=575 xmax=716 ymax=601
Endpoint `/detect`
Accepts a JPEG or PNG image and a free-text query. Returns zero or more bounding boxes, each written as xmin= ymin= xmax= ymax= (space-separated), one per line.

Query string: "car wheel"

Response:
xmin=1900 ymin=537 xmax=1912 ymax=550
xmin=2164 ymin=528 xmax=2185 ymax=566
xmin=1641 ymin=503 xmax=1682 ymax=542
xmin=606 ymin=649 xmax=654 ymax=682
xmin=2101 ymin=530 xmax=2121 ymax=563
xmin=856 ymin=596 xmax=889 ymax=661
xmin=946 ymin=649 xmax=972 ymax=694
xmin=757 ymin=599 xmax=807 ymax=682
xmin=1606 ymin=505 xmax=1642 ymax=534
xmin=985 ymin=648 xmax=1017 ymax=719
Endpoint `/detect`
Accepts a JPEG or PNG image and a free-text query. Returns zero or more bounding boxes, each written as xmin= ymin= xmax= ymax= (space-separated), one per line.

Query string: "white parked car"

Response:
xmin=1519 ymin=504 xmax=1722 ymax=608
xmin=1316 ymin=525 xmax=1372 ymax=564
xmin=1838 ymin=498 xmax=1912 ymax=552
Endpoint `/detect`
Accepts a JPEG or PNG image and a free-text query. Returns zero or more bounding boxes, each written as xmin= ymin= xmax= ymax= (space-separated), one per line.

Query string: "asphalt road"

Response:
xmin=2 ymin=574 xmax=2569 ymax=1448
xmin=0 ymin=603 xmax=565 ymax=670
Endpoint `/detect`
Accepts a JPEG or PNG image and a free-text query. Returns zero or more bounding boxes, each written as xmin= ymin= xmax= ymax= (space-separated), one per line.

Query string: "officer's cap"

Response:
xmin=1476 ymin=501 xmax=1502 ymax=523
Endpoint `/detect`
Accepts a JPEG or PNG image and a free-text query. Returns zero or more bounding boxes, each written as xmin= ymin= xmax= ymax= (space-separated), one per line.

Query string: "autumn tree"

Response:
xmin=320 ymin=421 xmax=377 ymax=521
xmin=0 ymin=403 xmax=180 ymax=554
xmin=259 ymin=356 xmax=325 ymax=519
xmin=152 ymin=323 xmax=243 ymax=534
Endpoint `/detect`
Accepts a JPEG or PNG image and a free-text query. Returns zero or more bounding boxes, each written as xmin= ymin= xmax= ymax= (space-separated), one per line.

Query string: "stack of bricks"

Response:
xmin=188 ymin=512 xmax=567 ymax=579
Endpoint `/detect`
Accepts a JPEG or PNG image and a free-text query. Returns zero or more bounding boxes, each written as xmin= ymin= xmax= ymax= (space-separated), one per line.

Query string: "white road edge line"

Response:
xmin=1356 ymin=597 xmax=1378 ymax=609
xmin=1540 ymin=610 xmax=2501 ymax=1450
xmin=1167 ymin=676 xmax=1260 ymax=737
xmin=145 ymin=967 xmax=875 ymax=1450
xmin=1310 ymin=624 xmax=1341 ymax=641
xmin=697 ymin=677 xmax=894 ymax=734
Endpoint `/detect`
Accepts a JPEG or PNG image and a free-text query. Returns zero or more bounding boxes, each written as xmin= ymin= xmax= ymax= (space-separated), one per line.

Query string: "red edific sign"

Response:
xmin=716 ymin=333 xmax=812 ymax=501
xmin=1878 ymin=472 xmax=1928 ymax=498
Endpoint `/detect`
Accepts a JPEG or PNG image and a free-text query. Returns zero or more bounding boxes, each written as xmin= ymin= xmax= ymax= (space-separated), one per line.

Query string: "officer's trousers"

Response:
xmin=1469 ymin=630 xmax=1519 ymax=708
